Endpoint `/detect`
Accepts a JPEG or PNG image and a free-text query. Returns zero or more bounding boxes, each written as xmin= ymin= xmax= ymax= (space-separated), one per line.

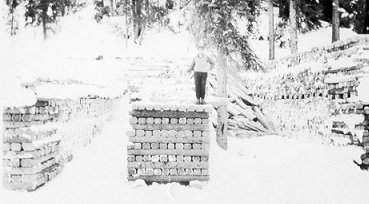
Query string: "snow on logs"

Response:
xmin=127 ymin=103 xmax=211 ymax=183
xmin=3 ymin=99 xmax=62 ymax=191
xmin=265 ymin=36 xmax=369 ymax=70
xmin=330 ymin=102 xmax=369 ymax=148
xmin=3 ymin=97 xmax=114 ymax=191
xmin=245 ymin=39 xmax=369 ymax=146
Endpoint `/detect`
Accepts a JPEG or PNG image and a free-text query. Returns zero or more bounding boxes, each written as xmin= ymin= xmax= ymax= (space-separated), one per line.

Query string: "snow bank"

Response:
xmin=2 ymin=99 xmax=369 ymax=203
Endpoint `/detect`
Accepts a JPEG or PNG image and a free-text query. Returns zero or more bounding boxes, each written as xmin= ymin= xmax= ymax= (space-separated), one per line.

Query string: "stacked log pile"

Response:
xmin=245 ymin=69 xmax=326 ymax=101
xmin=243 ymin=68 xmax=331 ymax=140
xmin=127 ymin=103 xmax=211 ymax=183
xmin=323 ymin=59 xmax=369 ymax=145
xmin=3 ymin=99 xmax=62 ymax=191
xmin=3 ymin=96 xmax=115 ymax=191
xmin=324 ymin=66 xmax=364 ymax=100
xmin=330 ymin=102 xmax=369 ymax=145
xmin=57 ymin=96 xmax=114 ymax=160
xmin=265 ymin=36 xmax=369 ymax=70
xmin=261 ymin=98 xmax=331 ymax=140
xmin=242 ymin=36 xmax=369 ymax=144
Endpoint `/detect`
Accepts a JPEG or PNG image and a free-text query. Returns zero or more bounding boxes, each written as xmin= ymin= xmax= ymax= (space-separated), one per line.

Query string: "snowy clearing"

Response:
xmin=2 ymin=98 xmax=369 ymax=204
xmin=1 ymin=2 xmax=369 ymax=204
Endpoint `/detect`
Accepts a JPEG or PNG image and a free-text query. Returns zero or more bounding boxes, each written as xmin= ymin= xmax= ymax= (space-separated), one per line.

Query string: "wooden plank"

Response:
xmin=228 ymin=84 xmax=259 ymax=106
xmin=127 ymin=161 xmax=209 ymax=169
xmin=127 ymin=149 xmax=209 ymax=156
xmin=252 ymin=106 xmax=276 ymax=132
xmin=127 ymin=175 xmax=209 ymax=182
xmin=128 ymin=136 xmax=209 ymax=143
xmin=129 ymin=110 xmax=209 ymax=119
xmin=131 ymin=124 xmax=209 ymax=131
xmin=234 ymin=97 xmax=257 ymax=119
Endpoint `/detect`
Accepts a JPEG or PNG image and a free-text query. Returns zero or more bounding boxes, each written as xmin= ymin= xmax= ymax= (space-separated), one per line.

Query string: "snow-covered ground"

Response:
xmin=2 ymin=98 xmax=369 ymax=204
xmin=1 ymin=2 xmax=369 ymax=204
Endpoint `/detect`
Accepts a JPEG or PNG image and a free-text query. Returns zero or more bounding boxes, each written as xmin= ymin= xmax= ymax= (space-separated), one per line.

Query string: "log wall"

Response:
xmin=245 ymin=38 xmax=369 ymax=147
xmin=3 ymin=96 xmax=114 ymax=191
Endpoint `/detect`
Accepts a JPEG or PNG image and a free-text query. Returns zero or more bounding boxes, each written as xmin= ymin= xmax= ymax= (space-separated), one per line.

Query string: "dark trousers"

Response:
xmin=194 ymin=71 xmax=208 ymax=99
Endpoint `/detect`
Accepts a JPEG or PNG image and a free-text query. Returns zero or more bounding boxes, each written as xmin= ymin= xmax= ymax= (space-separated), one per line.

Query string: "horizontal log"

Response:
xmin=4 ymin=158 xmax=56 ymax=175
xmin=328 ymin=86 xmax=356 ymax=94
xmin=131 ymin=124 xmax=209 ymax=131
xmin=127 ymin=149 xmax=209 ymax=156
xmin=3 ymin=121 xmax=48 ymax=129
xmin=3 ymin=113 xmax=59 ymax=122
xmin=19 ymin=151 xmax=59 ymax=168
xmin=323 ymin=64 xmax=362 ymax=74
xmin=129 ymin=110 xmax=209 ymax=119
xmin=4 ymin=128 xmax=57 ymax=139
xmin=131 ymin=103 xmax=212 ymax=112
xmin=3 ymin=179 xmax=46 ymax=191
xmin=129 ymin=136 xmax=209 ymax=144
xmin=127 ymin=161 xmax=209 ymax=169
xmin=3 ymin=106 xmax=37 ymax=114
xmin=127 ymin=175 xmax=209 ymax=182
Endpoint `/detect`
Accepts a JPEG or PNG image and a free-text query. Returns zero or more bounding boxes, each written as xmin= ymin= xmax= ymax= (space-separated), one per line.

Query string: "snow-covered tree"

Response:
xmin=25 ymin=0 xmax=64 ymax=40
xmin=277 ymin=0 xmax=323 ymax=32
xmin=191 ymin=0 xmax=262 ymax=71
xmin=6 ymin=0 xmax=21 ymax=36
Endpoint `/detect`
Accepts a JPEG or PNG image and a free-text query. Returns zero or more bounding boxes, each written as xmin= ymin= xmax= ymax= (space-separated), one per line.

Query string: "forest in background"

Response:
xmin=3 ymin=0 xmax=369 ymax=71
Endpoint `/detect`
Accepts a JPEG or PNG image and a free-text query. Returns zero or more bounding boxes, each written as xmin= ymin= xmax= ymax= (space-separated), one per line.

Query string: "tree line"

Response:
xmin=6 ymin=0 xmax=84 ymax=39
xmin=269 ymin=0 xmax=366 ymax=59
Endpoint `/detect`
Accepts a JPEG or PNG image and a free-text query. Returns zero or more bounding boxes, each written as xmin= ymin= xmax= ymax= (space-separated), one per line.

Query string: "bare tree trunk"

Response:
xmin=42 ymin=17 xmax=47 ymax=40
xmin=332 ymin=0 xmax=340 ymax=42
xmin=42 ymin=9 xmax=47 ymax=40
xmin=216 ymin=49 xmax=228 ymax=150
xmin=10 ymin=8 xmax=14 ymax=36
xmin=137 ymin=0 xmax=142 ymax=44
xmin=157 ymin=0 xmax=160 ymax=32
xmin=138 ymin=0 xmax=148 ymax=44
xmin=279 ymin=0 xmax=287 ymax=18
xmin=363 ymin=0 xmax=368 ymax=34
xmin=110 ymin=0 xmax=114 ymax=16
xmin=126 ymin=0 xmax=129 ymax=47
xmin=132 ymin=0 xmax=137 ymax=41
xmin=269 ymin=0 xmax=275 ymax=60
xmin=132 ymin=0 xmax=143 ymax=43
xmin=289 ymin=0 xmax=298 ymax=54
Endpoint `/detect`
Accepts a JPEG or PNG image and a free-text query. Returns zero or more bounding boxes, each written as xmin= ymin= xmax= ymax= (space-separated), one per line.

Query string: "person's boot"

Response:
xmin=200 ymin=98 xmax=206 ymax=105
xmin=196 ymin=98 xmax=201 ymax=105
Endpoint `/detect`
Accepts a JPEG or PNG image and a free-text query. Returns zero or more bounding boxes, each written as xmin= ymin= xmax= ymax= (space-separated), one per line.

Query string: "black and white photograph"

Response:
xmin=1 ymin=0 xmax=369 ymax=203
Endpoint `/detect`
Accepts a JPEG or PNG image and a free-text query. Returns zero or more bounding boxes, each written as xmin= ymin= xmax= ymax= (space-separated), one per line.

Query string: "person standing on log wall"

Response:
xmin=187 ymin=46 xmax=215 ymax=105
